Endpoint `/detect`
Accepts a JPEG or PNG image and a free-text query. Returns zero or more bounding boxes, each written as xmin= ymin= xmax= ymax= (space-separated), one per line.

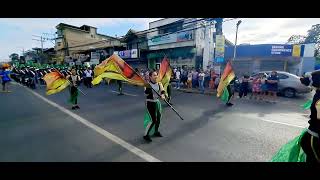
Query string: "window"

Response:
xmin=57 ymin=42 xmax=61 ymax=46
xmin=56 ymin=30 xmax=63 ymax=38
xmin=278 ymin=73 xmax=289 ymax=79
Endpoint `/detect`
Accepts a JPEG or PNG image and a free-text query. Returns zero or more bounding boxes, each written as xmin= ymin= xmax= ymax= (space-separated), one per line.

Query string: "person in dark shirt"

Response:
xmin=267 ymin=71 xmax=279 ymax=103
xmin=300 ymin=71 xmax=320 ymax=163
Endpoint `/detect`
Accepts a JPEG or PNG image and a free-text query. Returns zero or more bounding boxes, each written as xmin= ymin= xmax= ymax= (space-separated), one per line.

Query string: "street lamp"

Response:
xmin=233 ymin=20 xmax=242 ymax=61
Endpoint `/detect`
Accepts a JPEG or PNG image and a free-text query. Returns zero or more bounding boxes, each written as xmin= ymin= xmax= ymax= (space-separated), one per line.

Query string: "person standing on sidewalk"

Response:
xmin=192 ymin=68 xmax=198 ymax=88
xmin=198 ymin=70 xmax=205 ymax=94
xmin=267 ymin=71 xmax=279 ymax=103
xmin=187 ymin=70 xmax=192 ymax=89
xmin=238 ymin=74 xmax=250 ymax=98
xmin=175 ymin=68 xmax=181 ymax=89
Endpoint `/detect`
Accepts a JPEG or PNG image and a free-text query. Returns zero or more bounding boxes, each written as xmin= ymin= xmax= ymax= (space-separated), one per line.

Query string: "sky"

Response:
xmin=0 ymin=18 xmax=319 ymax=61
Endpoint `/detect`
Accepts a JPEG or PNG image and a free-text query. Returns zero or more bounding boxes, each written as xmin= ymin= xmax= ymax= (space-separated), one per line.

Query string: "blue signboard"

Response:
xmin=223 ymin=44 xmax=305 ymax=59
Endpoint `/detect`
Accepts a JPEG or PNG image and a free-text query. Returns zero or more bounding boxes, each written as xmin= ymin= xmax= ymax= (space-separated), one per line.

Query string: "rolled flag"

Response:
xmin=43 ymin=70 xmax=70 ymax=95
xmin=92 ymin=54 xmax=146 ymax=87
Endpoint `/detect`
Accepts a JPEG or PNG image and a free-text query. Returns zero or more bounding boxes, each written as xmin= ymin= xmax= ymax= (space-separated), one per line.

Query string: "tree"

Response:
xmin=287 ymin=24 xmax=320 ymax=57
xmin=9 ymin=53 xmax=19 ymax=61
xmin=287 ymin=35 xmax=306 ymax=44
xmin=304 ymin=24 xmax=320 ymax=57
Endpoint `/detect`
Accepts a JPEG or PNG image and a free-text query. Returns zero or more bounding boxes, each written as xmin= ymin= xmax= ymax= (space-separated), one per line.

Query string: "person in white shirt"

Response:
xmin=175 ymin=68 xmax=181 ymax=89
xmin=198 ymin=70 xmax=205 ymax=94
xmin=84 ymin=67 xmax=93 ymax=88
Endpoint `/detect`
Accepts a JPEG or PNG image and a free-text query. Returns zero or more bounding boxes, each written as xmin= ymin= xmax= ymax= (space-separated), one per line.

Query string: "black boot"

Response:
xmin=226 ymin=102 xmax=234 ymax=107
xmin=154 ymin=132 xmax=163 ymax=137
xmin=143 ymin=135 xmax=152 ymax=142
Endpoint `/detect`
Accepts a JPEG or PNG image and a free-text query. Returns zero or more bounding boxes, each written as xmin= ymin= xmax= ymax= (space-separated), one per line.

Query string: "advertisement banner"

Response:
xmin=292 ymin=44 xmax=301 ymax=57
xmin=177 ymin=31 xmax=193 ymax=42
xmin=215 ymin=35 xmax=225 ymax=63
xmin=148 ymin=33 xmax=177 ymax=46
xmin=114 ymin=49 xmax=139 ymax=59
xmin=130 ymin=49 xmax=139 ymax=58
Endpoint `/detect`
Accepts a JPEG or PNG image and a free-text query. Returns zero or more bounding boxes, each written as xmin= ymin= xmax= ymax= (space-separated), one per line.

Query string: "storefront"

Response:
xmin=219 ymin=44 xmax=315 ymax=76
xmin=147 ymin=46 xmax=196 ymax=70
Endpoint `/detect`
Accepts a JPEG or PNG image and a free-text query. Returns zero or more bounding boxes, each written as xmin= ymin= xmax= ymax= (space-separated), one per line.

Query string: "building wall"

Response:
xmin=55 ymin=26 xmax=121 ymax=57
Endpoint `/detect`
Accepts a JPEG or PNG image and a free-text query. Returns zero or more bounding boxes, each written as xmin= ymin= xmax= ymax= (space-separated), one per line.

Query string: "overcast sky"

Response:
xmin=0 ymin=18 xmax=319 ymax=61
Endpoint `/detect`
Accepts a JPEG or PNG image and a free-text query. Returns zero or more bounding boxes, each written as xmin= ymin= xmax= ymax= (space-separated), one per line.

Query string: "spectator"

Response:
xmin=204 ymin=69 xmax=210 ymax=88
xmin=192 ymin=69 xmax=199 ymax=88
xmin=267 ymin=71 xmax=279 ymax=103
xmin=260 ymin=74 xmax=268 ymax=101
xmin=181 ymin=67 xmax=188 ymax=88
xmin=187 ymin=70 xmax=192 ymax=89
xmin=252 ymin=74 xmax=262 ymax=100
xmin=238 ymin=74 xmax=250 ymax=98
xmin=198 ymin=70 xmax=205 ymax=94
xmin=175 ymin=68 xmax=181 ymax=89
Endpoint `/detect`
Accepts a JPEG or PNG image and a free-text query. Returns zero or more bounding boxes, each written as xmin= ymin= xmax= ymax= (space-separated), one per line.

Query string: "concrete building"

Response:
xmin=116 ymin=29 xmax=149 ymax=69
xmin=223 ymin=43 xmax=316 ymax=76
xmin=146 ymin=18 xmax=233 ymax=71
xmin=54 ymin=23 xmax=123 ymax=65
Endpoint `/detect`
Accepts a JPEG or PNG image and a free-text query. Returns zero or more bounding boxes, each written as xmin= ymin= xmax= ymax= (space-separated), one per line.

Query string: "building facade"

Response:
xmin=222 ymin=43 xmax=316 ymax=76
xmin=115 ymin=29 xmax=149 ymax=70
xmin=146 ymin=18 xmax=232 ymax=71
xmin=54 ymin=23 xmax=123 ymax=65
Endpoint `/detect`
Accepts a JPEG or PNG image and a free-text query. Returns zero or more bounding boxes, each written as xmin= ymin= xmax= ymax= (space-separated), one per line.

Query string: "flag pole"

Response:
xmin=53 ymin=68 xmax=86 ymax=96
xmin=133 ymin=63 xmax=184 ymax=121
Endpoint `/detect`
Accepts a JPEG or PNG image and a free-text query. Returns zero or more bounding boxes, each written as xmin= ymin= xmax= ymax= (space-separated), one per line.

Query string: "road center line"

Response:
xmin=18 ymin=83 xmax=161 ymax=162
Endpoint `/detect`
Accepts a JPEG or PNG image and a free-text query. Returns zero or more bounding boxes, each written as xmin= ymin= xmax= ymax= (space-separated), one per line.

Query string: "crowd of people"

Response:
xmin=237 ymin=71 xmax=279 ymax=103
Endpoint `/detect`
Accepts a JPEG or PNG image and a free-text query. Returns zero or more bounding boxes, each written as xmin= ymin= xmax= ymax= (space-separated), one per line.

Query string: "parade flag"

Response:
xmin=216 ymin=61 xmax=235 ymax=102
xmin=157 ymin=57 xmax=172 ymax=96
xmin=92 ymin=54 xmax=146 ymax=86
xmin=43 ymin=70 xmax=70 ymax=95
xmin=271 ymin=129 xmax=307 ymax=162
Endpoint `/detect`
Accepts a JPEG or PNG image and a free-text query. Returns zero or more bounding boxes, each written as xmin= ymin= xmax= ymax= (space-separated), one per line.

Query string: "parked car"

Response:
xmin=234 ymin=71 xmax=312 ymax=98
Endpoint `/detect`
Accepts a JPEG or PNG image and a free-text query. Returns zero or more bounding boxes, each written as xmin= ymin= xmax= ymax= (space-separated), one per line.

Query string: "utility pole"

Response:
xmin=32 ymin=35 xmax=45 ymax=53
xmin=233 ymin=20 xmax=242 ymax=61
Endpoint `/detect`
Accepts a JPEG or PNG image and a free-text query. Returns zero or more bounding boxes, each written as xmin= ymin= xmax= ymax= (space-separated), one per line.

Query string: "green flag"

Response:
xmin=220 ymin=86 xmax=230 ymax=103
xmin=301 ymin=99 xmax=312 ymax=110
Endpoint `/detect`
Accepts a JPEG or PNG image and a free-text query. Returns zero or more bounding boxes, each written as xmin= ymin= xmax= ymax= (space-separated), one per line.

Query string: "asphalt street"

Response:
xmin=0 ymin=82 xmax=311 ymax=162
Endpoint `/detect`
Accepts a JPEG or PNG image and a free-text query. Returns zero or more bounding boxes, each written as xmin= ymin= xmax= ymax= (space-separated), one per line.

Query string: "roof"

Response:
xmin=120 ymin=29 xmax=146 ymax=42
xmin=56 ymin=23 xmax=119 ymax=40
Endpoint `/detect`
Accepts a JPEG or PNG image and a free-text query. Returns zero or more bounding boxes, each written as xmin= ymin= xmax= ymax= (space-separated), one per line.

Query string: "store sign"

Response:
xmin=131 ymin=49 xmax=139 ymax=58
xmin=91 ymin=52 xmax=100 ymax=61
xmin=177 ymin=31 xmax=193 ymax=42
xmin=149 ymin=31 xmax=194 ymax=46
xmin=270 ymin=45 xmax=292 ymax=56
xmin=114 ymin=49 xmax=139 ymax=59
xmin=215 ymin=35 xmax=225 ymax=63
xmin=148 ymin=33 xmax=178 ymax=46
xmin=224 ymin=44 xmax=304 ymax=58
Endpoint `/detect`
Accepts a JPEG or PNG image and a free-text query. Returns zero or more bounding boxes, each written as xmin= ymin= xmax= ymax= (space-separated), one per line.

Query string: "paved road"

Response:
xmin=0 ymin=82 xmax=310 ymax=162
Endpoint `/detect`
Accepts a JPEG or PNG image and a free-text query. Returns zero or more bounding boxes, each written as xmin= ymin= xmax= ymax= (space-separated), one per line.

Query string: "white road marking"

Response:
xmin=235 ymin=112 xmax=308 ymax=129
xmin=110 ymin=90 xmax=138 ymax=97
xmin=17 ymin=83 xmax=161 ymax=162
xmin=257 ymin=117 xmax=306 ymax=129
